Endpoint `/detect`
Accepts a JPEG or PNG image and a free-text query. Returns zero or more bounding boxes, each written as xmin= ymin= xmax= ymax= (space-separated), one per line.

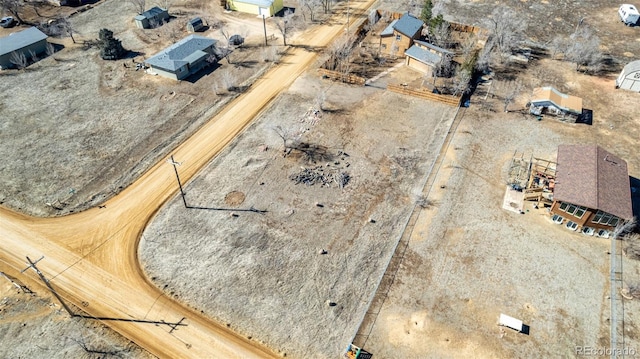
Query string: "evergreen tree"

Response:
xmin=420 ymin=0 xmax=433 ymax=23
xmin=98 ymin=29 xmax=126 ymax=60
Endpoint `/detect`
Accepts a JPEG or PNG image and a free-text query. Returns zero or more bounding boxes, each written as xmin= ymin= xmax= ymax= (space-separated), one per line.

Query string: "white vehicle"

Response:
xmin=619 ymin=4 xmax=640 ymax=26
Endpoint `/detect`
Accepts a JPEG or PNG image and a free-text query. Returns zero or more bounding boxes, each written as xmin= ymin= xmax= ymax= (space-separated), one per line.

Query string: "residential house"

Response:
xmin=550 ymin=145 xmax=633 ymax=237
xmin=226 ymin=0 xmax=284 ymax=17
xmin=379 ymin=13 xmax=423 ymax=58
xmin=529 ymin=86 xmax=583 ymax=122
xmin=145 ymin=35 xmax=218 ymax=80
xmin=404 ymin=39 xmax=453 ymax=76
xmin=134 ymin=7 xmax=170 ymax=29
xmin=615 ymin=60 xmax=640 ymax=92
xmin=0 ymin=27 xmax=48 ymax=69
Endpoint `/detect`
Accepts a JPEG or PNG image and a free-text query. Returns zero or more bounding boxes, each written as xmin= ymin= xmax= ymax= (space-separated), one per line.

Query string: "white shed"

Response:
xmin=616 ymin=60 xmax=640 ymax=92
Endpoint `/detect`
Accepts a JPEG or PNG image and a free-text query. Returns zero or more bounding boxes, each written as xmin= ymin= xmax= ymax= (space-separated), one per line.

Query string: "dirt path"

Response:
xmin=0 ymin=2 xmax=375 ymax=358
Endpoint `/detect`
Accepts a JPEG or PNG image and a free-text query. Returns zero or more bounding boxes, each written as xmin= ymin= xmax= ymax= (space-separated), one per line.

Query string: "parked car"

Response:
xmin=0 ymin=16 xmax=16 ymax=28
xmin=619 ymin=4 xmax=640 ymax=26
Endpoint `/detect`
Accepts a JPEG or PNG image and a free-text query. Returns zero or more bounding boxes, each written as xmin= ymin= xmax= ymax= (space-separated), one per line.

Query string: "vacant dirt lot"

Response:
xmin=140 ymin=70 xmax=455 ymax=359
xmin=0 ymin=0 xmax=282 ymax=217
xmin=0 ymin=273 xmax=153 ymax=359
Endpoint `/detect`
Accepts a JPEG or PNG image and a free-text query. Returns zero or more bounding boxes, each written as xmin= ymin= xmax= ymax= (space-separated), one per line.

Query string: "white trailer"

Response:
xmin=619 ymin=4 xmax=640 ymax=26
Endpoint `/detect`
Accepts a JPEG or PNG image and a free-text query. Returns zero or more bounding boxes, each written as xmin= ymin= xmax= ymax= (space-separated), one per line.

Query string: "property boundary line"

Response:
xmin=350 ymin=103 xmax=466 ymax=349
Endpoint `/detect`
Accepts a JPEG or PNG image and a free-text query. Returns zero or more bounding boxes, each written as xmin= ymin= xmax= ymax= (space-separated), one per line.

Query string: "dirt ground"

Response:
xmin=3 ymin=0 xmax=640 ymax=357
xmin=0 ymin=274 xmax=153 ymax=359
xmin=140 ymin=70 xmax=454 ymax=359
xmin=0 ymin=0 xmax=282 ymax=217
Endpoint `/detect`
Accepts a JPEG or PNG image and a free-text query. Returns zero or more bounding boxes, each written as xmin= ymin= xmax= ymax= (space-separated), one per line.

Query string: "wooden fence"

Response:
xmin=387 ymin=84 xmax=461 ymax=106
xmin=318 ymin=68 xmax=366 ymax=86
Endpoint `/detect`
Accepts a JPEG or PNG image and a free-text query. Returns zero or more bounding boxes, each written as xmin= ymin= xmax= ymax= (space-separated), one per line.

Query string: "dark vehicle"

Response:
xmin=0 ymin=16 xmax=16 ymax=28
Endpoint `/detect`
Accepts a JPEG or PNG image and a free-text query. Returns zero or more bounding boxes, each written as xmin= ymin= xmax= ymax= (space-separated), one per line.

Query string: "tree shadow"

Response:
xmin=233 ymin=60 xmax=258 ymax=68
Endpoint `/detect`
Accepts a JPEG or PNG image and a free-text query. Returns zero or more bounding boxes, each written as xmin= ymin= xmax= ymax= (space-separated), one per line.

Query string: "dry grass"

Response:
xmin=140 ymin=72 xmax=455 ymax=359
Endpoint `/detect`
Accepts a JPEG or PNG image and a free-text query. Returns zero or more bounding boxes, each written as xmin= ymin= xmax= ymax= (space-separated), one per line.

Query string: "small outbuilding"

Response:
xmin=616 ymin=60 xmax=640 ymax=92
xmin=226 ymin=0 xmax=283 ymax=17
xmin=404 ymin=40 xmax=453 ymax=76
xmin=0 ymin=27 xmax=48 ymax=69
xmin=134 ymin=7 xmax=169 ymax=29
xmin=144 ymin=35 xmax=218 ymax=80
xmin=529 ymin=86 xmax=583 ymax=121
xmin=187 ymin=17 xmax=204 ymax=32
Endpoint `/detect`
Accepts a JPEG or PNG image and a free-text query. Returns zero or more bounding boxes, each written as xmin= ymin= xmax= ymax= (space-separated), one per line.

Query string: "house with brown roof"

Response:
xmin=550 ymin=145 xmax=633 ymax=237
xmin=379 ymin=13 xmax=424 ymax=58
xmin=529 ymin=87 xmax=583 ymax=122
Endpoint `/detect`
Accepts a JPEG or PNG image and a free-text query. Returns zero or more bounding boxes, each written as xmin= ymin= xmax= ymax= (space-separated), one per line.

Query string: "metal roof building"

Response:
xmin=145 ymin=35 xmax=218 ymax=80
xmin=0 ymin=27 xmax=48 ymax=69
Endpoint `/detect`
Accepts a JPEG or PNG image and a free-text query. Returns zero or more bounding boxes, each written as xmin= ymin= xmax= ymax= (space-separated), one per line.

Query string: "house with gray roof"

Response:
xmin=145 ymin=35 xmax=218 ymax=80
xmin=404 ymin=39 xmax=453 ymax=75
xmin=379 ymin=13 xmax=424 ymax=57
xmin=134 ymin=6 xmax=169 ymax=29
xmin=0 ymin=27 xmax=48 ymax=69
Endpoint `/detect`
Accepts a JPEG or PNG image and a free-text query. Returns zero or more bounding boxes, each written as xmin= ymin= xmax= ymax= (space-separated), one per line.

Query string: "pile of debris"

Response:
xmin=290 ymin=166 xmax=350 ymax=188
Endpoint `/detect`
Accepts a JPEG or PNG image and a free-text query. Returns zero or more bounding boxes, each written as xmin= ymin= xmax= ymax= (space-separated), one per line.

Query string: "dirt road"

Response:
xmin=0 ymin=2 xmax=375 ymax=358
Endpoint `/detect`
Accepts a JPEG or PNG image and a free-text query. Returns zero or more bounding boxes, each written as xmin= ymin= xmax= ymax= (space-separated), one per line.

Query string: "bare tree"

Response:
xmin=315 ymin=88 xmax=327 ymax=112
xmin=273 ymin=125 xmax=294 ymax=154
xmin=45 ymin=42 xmax=55 ymax=57
xmin=549 ymin=35 xmax=570 ymax=60
xmin=160 ymin=0 xmax=173 ymax=11
xmin=0 ymin=0 xmax=25 ymax=25
xmin=499 ymin=80 xmax=523 ymax=112
xmin=299 ymin=0 xmax=320 ymax=22
xmin=565 ymin=25 xmax=602 ymax=73
xmin=430 ymin=20 xmax=451 ymax=48
xmin=129 ymin=0 xmax=146 ymax=14
xmin=327 ymin=34 xmax=355 ymax=76
xmin=221 ymin=70 xmax=237 ymax=91
xmin=28 ymin=49 xmax=39 ymax=63
xmin=10 ymin=51 xmax=27 ymax=69
xmin=276 ymin=9 xmax=296 ymax=46
xmin=485 ymin=6 xmax=527 ymax=61
xmin=320 ymin=0 xmax=332 ymax=14
xmin=451 ymin=68 xmax=471 ymax=96
xmin=55 ymin=17 xmax=76 ymax=44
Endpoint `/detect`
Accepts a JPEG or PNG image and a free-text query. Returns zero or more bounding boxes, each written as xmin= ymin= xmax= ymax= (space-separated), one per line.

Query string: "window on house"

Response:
xmin=591 ymin=210 xmax=621 ymax=226
xmin=582 ymin=227 xmax=595 ymax=236
xmin=558 ymin=203 xmax=588 ymax=218
xmin=552 ymin=214 xmax=564 ymax=224
xmin=396 ymin=34 xmax=401 ymax=40
xmin=597 ymin=229 xmax=610 ymax=238
xmin=566 ymin=221 xmax=578 ymax=231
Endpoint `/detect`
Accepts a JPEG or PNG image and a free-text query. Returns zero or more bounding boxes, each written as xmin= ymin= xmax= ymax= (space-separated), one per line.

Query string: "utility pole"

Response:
xmin=167 ymin=155 xmax=187 ymax=208
xmin=263 ymin=15 xmax=268 ymax=46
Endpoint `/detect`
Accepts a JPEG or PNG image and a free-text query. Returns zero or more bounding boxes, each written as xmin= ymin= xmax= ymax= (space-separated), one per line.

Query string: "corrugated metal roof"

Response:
xmin=139 ymin=6 xmax=168 ymax=20
xmin=414 ymin=39 xmax=453 ymax=55
xmin=0 ymin=27 xmax=48 ymax=57
xmin=531 ymin=87 xmax=583 ymax=114
xmin=555 ymin=145 xmax=633 ymax=220
xmin=380 ymin=20 xmax=397 ymax=36
xmin=621 ymin=60 xmax=640 ymax=76
xmin=393 ymin=13 xmax=423 ymax=38
xmin=405 ymin=44 xmax=440 ymax=65
xmin=145 ymin=35 xmax=217 ymax=72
